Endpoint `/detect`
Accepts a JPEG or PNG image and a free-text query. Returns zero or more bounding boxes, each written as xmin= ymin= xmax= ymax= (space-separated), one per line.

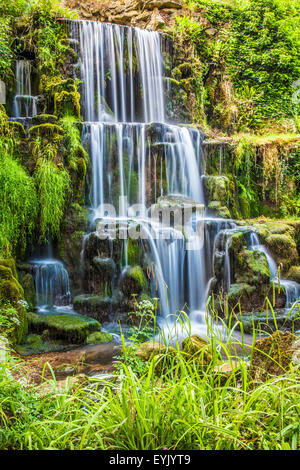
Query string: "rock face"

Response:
xmin=63 ymin=0 xmax=184 ymax=30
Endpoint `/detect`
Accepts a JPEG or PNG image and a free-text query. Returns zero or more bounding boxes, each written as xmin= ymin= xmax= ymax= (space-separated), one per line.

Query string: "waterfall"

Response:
xmin=249 ymin=232 xmax=300 ymax=309
xmin=73 ymin=19 xmax=228 ymax=336
xmin=32 ymin=260 xmax=72 ymax=313
xmin=72 ymin=20 xmax=164 ymax=123
xmin=13 ymin=60 xmax=37 ymax=118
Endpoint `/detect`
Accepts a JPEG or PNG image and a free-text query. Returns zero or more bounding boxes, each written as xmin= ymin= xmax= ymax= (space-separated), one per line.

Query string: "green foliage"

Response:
xmin=0 ymin=307 xmax=299 ymax=450
xmin=227 ymin=0 xmax=300 ymax=124
xmin=0 ymin=150 xmax=38 ymax=256
xmin=34 ymin=159 xmax=70 ymax=240
xmin=177 ymin=0 xmax=300 ymax=131
xmin=0 ymin=19 xmax=13 ymax=81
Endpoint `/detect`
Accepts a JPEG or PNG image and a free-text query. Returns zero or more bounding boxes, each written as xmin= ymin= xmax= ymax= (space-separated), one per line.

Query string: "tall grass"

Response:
xmin=34 ymin=159 xmax=71 ymax=240
xmin=0 ymin=307 xmax=299 ymax=450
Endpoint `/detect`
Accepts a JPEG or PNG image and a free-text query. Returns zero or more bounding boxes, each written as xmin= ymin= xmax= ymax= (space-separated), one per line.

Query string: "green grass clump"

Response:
xmin=0 ymin=151 xmax=38 ymax=256
xmin=34 ymin=159 xmax=71 ymax=240
xmin=0 ymin=302 xmax=299 ymax=451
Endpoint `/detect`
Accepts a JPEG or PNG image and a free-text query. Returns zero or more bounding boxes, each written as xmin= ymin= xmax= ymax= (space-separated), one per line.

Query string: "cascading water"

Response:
xmin=249 ymin=232 xmax=300 ymax=309
xmin=32 ymin=260 xmax=72 ymax=314
xmin=13 ymin=60 xmax=37 ymax=118
xmin=73 ymin=19 xmax=229 ymax=339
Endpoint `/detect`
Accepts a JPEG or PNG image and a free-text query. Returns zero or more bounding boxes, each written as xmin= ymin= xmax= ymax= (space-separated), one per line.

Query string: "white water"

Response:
xmin=32 ymin=259 xmax=72 ymax=314
xmin=73 ymin=20 xmax=230 ymax=340
xmin=13 ymin=60 xmax=37 ymax=118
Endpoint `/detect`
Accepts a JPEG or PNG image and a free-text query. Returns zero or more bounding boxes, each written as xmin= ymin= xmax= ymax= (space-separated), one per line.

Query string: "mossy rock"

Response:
xmin=73 ymin=295 xmax=112 ymax=323
xmin=120 ymin=266 xmax=148 ymax=298
xmin=28 ymin=312 xmax=101 ymax=344
xmin=234 ymin=249 xmax=270 ymax=286
xmin=93 ymin=257 xmax=116 ymax=282
xmin=0 ymin=258 xmax=18 ymax=278
xmin=54 ymin=90 xmax=80 ymax=119
xmin=0 ymin=259 xmax=28 ymax=345
xmin=182 ymin=334 xmax=213 ymax=363
xmin=32 ymin=114 xmax=58 ymax=125
xmin=287 ymin=266 xmax=300 ymax=284
xmin=265 ymin=234 xmax=299 ymax=271
xmin=135 ymin=341 xmax=176 ymax=361
xmin=86 ymin=331 xmax=113 ymax=345
xmin=29 ymin=123 xmax=63 ymax=141
xmin=208 ymin=201 xmax=231 ymax=219
xmin=203 ymin=175 xmax=229 ymax=206
xmin=250 ymin=331 xmax=295 ymax=381
xmin=19 ymin=273 xmax=36 ymax=309
xmin=227 ymin=282 xmax=286 ymax=314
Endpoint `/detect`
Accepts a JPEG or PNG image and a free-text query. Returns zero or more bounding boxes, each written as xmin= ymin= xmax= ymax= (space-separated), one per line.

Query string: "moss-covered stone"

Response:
xmin=208 ymin=201 xmax=231 ymax=219
xmin=32 ymin=114 xmax=58 ymax=125
xmin=29 ymin=123 xmax=63 ymax=140
xmin=120 ymin=265 xmax=148 ymax=298
xmin=93 ymin=257 xmax=116 ymax=282
xmin=86 ymin=331 xmax=113 ymax=345
xmin=234 ymin=249 xmax=270 ymax=286
xmin=0 ymin=259 xmax=28 ymax=345
xmin=19 ymin=273 xmax=36 ymax=309
xmin=265 ymin=234 xmax=299 ymax=271
xmin=250 ymin=331 xmax=295 ymax=381
xmin=287 ymin=266 xmax=300 ymax=284
xmin=54 ymin=90 xmax=80 ymax=119
xmin=28 ymin=312 xmax=101 ymax=344
xmin=182 ymin=334 xmax=213 ymax=363
xmin=135 ymin=341 xmax=176 ymax=361
xmin=73 ymin=295 xmax=112 ymax=323
xmin=203 ymin=175 xmax=229 ymax=206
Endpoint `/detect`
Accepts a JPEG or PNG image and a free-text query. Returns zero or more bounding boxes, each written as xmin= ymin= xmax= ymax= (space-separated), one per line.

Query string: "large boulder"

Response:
xmin=28 ymin=312 xmax=101 ymax=344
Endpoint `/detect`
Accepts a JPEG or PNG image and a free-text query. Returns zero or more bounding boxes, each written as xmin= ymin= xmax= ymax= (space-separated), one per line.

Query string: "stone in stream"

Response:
xmin=28 ymin=312 xmax=102 ymax=344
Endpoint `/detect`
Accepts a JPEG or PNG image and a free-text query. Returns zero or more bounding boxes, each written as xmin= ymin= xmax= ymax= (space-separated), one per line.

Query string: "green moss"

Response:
xmin=120 ymin=266 xmax=148 ymax=298
xmin=54 ymin=90 xmax=81 ymax=119
xmin=29 ymin=123 xmax=63 ymax=141
xmin=20 ymin=273 xmax=36 ymax=309
xmin=266 ymin=234 xmax=299 ymax=271
xmin=208 ymin=201 xmax=231 ymax=219
xmin=287 ymin=266 xmax=300 ymax=284
xmin=73 ymin=295 xmax=112 ymax=323
xmin=0 ymin=259 xmax=28 ymax=344
xmin=28 ymin=312 xmax=101 ymax=344
xmin=86 ymin=331 xmax=113 ymax=345
xmin=234 ymin=249 xmax=270 ymax=286
xmin=32 ymin=114 xmax=58 ymax=125
xmin=203 ymin=176 xmax=229 ymax=206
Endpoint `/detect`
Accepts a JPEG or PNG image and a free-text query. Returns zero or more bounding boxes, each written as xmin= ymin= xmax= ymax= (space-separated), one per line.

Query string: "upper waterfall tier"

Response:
xmin=71 ymin=20 xmax=165 ymax=124
xmin=13 ymin=60 xmax=38 ymax=118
